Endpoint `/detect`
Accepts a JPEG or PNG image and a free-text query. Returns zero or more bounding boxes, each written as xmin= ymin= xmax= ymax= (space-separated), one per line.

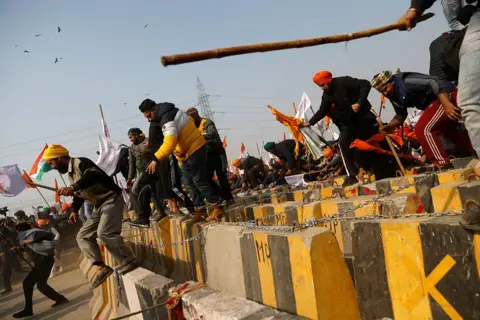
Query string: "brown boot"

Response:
xmin=188 ymin=208 xmax=206 ymax=223
xmin=206 ymin=204 xmax=225 ymax=222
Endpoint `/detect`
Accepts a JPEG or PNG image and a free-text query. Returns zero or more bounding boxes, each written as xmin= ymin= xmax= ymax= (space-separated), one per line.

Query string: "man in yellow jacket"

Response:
xmin=139 ymin=99 xmax=224 ymax=221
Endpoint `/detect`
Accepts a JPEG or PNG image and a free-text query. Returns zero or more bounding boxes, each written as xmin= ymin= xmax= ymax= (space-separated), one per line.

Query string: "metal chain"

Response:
xmin=120 ymin=166 xmax=467 ymax=247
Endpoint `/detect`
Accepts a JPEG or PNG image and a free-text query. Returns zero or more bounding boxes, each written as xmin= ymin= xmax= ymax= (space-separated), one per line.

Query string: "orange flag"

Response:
xmin=222 ymin=136 xmax=227 ymax=149
xmin=22 ymin=171 xmax=35 ymax=189
xmin=292 ymin=102 xmax=297 ymax=116
xmin=380 ymin=95 xmax=386 ymax=106
xmin=283 ymin=133 xmax=286 ymax=140
xmin=54 ymin=179 xmax=60 ymax=203
xmin=268 ymin=105 xmax=304 ymax=156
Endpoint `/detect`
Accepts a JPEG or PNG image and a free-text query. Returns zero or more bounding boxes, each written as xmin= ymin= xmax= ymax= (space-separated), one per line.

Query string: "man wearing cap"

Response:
xmin=126 ymin=128 xmax=166 ymax=227
xmin=301 ymin=70 xmax=379 ymax=186
xmin=370 ymin=70 xmax=475 ymax=165
xmin=186 ymin=108 xmax=233 ymax=203
xmin=138 ymin=99 xmax=225 ymax=222
xmin=43 ymin=144 xmax=138 ymax=289
xmin=264 ymin=140 xmax=306 ymax=176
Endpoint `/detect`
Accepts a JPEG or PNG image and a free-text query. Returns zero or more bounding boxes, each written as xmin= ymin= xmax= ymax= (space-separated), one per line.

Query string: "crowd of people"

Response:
xmin=2 ymin=1 xmax=480 ymax=318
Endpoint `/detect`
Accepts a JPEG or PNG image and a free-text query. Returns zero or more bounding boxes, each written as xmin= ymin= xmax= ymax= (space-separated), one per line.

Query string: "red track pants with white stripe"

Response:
xmin=415 ymin=91 xmax=476 ymax=165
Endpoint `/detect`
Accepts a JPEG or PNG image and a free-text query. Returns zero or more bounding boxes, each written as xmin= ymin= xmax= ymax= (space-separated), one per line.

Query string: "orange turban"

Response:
xmin=37 ymin=219 xmax=46 ymax=228
xmin=313 ymin=71 xmax=333 ymax=86
xmin=323 ymin=147 xmax=334 ymax=159
xmin=232 ymin=159 xmax=241 ymax=167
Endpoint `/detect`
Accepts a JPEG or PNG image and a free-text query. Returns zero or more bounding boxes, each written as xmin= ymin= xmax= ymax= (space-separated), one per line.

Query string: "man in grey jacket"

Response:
xmin=13 ymin=223 xmax=68 ymax=318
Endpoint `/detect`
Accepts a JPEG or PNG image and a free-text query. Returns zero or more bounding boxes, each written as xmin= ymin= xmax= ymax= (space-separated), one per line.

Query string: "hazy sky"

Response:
xmin=1 ymin=0 xmax=447 ymax=213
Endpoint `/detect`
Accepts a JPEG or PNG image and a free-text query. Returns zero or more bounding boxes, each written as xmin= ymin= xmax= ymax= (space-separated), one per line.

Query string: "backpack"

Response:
xmin=440 ymin=28 xmax=467 ymax=81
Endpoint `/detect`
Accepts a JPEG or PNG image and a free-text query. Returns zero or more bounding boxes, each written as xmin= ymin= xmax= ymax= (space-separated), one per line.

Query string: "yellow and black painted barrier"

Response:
xmin=352 ymin=216 xmax=480 ymax=320
xmin=239 ymin=227 xmax=360 ymax=319
xmin=436 ymin=167 xmax=475 ymax=184
xmin=431 ymin=180 xmax=480 ymax=212
xmin=375 ymin=174 xmax=438 ymax=213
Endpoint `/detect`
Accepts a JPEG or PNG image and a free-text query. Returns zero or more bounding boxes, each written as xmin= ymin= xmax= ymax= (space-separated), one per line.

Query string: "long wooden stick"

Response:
xmin=27 ymin=182 xmax=96 ymax=203
xmin=375 ymin=118 xmax=406 ymax=176
xmin=161 ymin=13 xmax=434 ymax=67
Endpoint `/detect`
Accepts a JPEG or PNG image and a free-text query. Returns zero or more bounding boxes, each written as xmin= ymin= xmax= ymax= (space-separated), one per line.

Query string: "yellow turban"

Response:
xmin=43 ymin=144 xmax=69 ymax=161
xmin=232 ymin=159 xmax=241 ymax=167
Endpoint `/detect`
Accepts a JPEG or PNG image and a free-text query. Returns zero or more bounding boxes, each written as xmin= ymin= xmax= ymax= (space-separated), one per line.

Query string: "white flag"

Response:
xmin=96 ymin=135 xmax=122 ymax=176
xmin=0 ymin=165 xmax=27 ymax=197
xmin=295 ymin=91 xmax=312 ymax=120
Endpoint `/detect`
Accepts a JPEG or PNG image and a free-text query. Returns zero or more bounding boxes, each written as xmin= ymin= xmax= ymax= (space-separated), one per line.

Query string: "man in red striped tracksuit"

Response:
xmin=371 ymin=70 xmax=476 ymax=166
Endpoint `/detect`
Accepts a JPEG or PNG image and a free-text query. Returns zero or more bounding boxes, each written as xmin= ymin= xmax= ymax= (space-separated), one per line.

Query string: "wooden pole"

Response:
xmin=26 ymin=182 xmax=96 ymax=203
xmin=161 ymin=13 xmax=434 ymax=67
xmin=375 ymin=118 xmax=406 ymax=176
xmin=59 ymin=173 xmax=68 ymax=187
xmin=99 ymin=104 xmax=105 ymax=122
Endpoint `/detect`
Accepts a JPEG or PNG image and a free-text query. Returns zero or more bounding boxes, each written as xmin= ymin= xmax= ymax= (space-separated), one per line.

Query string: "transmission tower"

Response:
xmin=196 ymin=77 xmax=214 ymax=121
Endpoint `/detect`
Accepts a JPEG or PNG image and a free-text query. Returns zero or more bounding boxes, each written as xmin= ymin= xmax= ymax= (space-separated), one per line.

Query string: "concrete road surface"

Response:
xmin=0 ymin=251 xmax=92 ymax=320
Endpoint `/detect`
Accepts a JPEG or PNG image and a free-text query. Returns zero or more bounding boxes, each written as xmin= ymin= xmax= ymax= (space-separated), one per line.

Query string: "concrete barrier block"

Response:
xmin=205 ymin=225 xmax=246 ymax=298
xmin=450 ymin=156 xmax=478 ymax=169
xmin=437 ymin=167 xmax=474 ymax=184
xmin=264 ymin=202 xmax=303 ymax=226
xmin=377 ymin=193 xmax=423 ymax=217
xmin=122 ymin=267 xmax=175 ymax=320
xmin=244 ymin=204 xmax=268 ymax=223
xmin=292 ymin=188 xmax=320 ymax=203
xmin=178 ymin=282 xmax=303 ymax=319
xmin=375 ymin=174 xmax=438 ymax=213
xmin=299 ymin=200 xmax=323 ymax=224
xmin=239 ymin=227 xmax=359 ymax=319
xmin=352 ymin=216 xmax=480 ymax=320
xmin=183 ymin=220 xmax=210 ymax=284
xmin=431 ymin=180 xmax=480 ymax=212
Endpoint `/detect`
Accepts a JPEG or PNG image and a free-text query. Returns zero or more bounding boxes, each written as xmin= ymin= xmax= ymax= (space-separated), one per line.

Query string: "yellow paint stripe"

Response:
xmin=288 ymin=234 xmax=317 ymax=319
xmin=300 ymin=202 xmax=323 ymax=225
xmin=321 ymin=186 xmax=333 ymax=199
xmin=431 ymin=183 xmax=464 ymax=212
xmin=391 ymin=177 xmax=417 ymax=194
xmin=192 ymin=223 xmax=204 ymax=283
xmin=181 ymin=221 xmax=192 ymax=280
xmin=273 ymin=205 xmax=287 ymax=225
xmin=253 ymin=206 xmax=268 ymax=225
xmin=252 ymin=233 xmax=277 ymax=309
xmin=320 ymin=201 xmax=343 ymax=252
xmin=381 ymin=222 xmax=433 ymax=319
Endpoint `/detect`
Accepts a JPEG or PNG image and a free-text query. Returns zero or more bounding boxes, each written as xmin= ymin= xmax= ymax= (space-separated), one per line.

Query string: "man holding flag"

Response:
xmin=301 ymin=70 xmax=379 ymax=186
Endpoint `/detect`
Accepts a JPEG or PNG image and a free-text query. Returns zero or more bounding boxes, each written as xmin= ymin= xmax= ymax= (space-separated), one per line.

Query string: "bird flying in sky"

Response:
xmin=58 ymin=26 xmax=62 ymax=33
xmin=55 ymin=58 xmax=58 ymax=63
xmin=24 ymin=50 xmax=29 ymax=53
xmin=35 ymin=34 xmax=42 ymax=37
xmin=144 ymin=24 xmax=148 ymax=28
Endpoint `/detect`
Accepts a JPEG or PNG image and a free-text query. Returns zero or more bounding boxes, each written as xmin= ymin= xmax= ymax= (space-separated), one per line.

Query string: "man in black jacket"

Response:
xmin=300 ymin=70 xmax=379 ymax=186
xmin=232 ymin=156 xmax=266 ymax=188
xmin=186 ymin=108 xmax=233 ymax=203
xmin=13 ymin=223 xmax=68 ymax=318
xmin=44 ymin=144 xmax=138 ymax=289
xmin=264 ymin=140 xmax=306 ymax=175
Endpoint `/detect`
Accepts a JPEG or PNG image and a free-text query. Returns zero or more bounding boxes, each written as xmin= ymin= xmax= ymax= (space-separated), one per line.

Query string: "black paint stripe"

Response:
xmin=266 ymin=205 xmax=276 ymax=225
xmin=419 ymin=216 xmax=480 ymax=319
xmin=286 ymin=192 xmax=295 ymax=202
xmin=245 ymin=205 xmax=255 ymax=221
xmin=352 ymin=222 xmax=394 ymax=319
xmin=338 ymin=201 xmax=355 ymax=255
xmin=268 ymin=234 xmax=296 ymax=314
xmin=240 ymin=232 xmax=262 ymax=303
xmin=185 ymin=221 xmax=197 ymax=281
xmin=414 ymin=174 xmax=438 ymax=213
xmin=285 ymin=206 xmax=298 ymax=225
xmin=197 ymin=223 xmax=207 ymax=282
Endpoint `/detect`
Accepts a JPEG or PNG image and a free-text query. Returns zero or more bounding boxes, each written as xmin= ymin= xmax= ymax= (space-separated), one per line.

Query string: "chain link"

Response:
xmin=121 ymin=166 xmax=468 ymax=248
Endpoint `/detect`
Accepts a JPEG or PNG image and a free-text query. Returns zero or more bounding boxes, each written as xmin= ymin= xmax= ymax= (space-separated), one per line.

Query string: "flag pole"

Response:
xmin=23 ymin=171 xmax=51 ymax=207
xmin=58 ymin=173 xmax=68 ymax=187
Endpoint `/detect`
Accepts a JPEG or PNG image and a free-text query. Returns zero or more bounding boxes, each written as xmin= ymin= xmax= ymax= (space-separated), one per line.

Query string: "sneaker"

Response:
xmin=13 ymin=310 xmax=33 ymax=318
xmin=127 ymin=219 xmax=150 ymax=228
xmin=91 ymin=266 xmax=114 ymax=289
xmin=149 ymin=213 xmax=165 ymax=222
xmin=51 ymin=296 xmax=69 ymax=307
